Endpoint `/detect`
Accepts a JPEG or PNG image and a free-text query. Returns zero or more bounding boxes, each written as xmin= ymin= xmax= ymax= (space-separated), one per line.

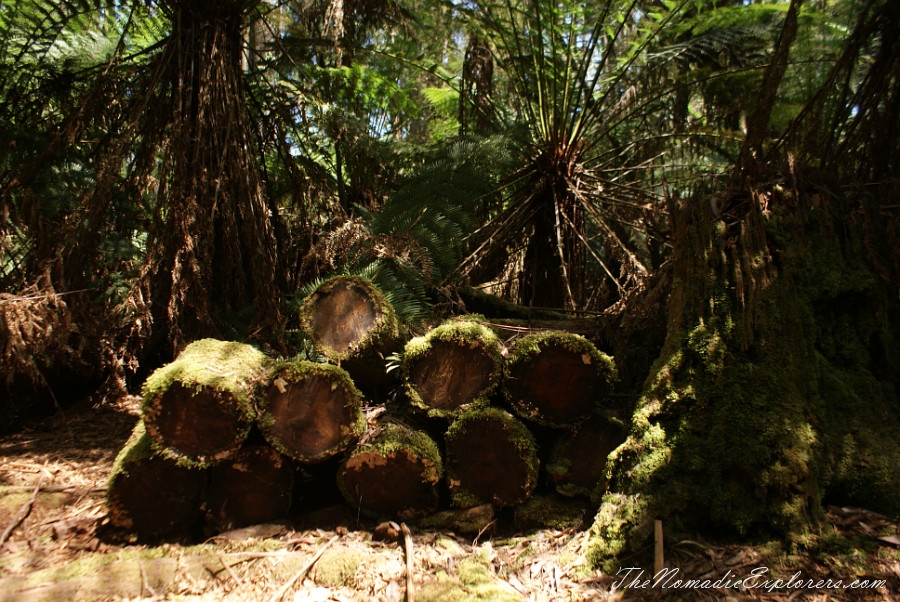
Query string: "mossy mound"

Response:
xmin=141 ymin=338 xmax=270 ymax=466
xmin=588 ymin=183 xmax=900 ymax=569
xmin=402 ymin=320 xmax=504 ymax=418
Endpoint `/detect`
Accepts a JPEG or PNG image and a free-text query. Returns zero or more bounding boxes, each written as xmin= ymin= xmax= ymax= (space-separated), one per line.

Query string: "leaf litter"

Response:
xmin=0 ymin=400 xmax=898 ymax=601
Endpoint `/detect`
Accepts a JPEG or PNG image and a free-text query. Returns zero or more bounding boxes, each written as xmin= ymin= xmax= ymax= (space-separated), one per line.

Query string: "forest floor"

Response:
xmin=1 ymin=400 xmax=899 ymax=602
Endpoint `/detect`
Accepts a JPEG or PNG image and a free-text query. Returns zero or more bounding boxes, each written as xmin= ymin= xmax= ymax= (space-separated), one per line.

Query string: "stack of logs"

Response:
xmin=107 ymin=275 xmax=625 ymax=538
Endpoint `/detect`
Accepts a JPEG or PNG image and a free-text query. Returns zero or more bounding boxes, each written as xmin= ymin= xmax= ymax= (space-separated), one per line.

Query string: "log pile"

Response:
xmin=107 ymin=276 xmax=624 ymax=540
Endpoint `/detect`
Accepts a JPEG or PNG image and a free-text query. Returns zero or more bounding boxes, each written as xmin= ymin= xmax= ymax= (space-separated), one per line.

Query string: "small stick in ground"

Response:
xmin=0 ymin=470 xmax=46 ymax=546
xmin=134 ymin=550 xmax=157 ymax=598
xmin=267 ymin=534 xmax=339 ymax=602
xmin=401 ymin=523 xmax=415 ymax=602
xmin=214 ymin=551 xmax=244 ymax=586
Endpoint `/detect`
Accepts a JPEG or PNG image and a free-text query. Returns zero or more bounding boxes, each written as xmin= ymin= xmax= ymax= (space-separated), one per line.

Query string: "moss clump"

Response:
xmin=141 ymin=339 xmax=270 ymax=466
xmin=514 ymin=495 xmax=588 ymax=531
xmin=298 ymin=275 xmax=399 ymax=362
xmin=418 ymin=557 xmax=523 ymax=602
xmin=313 ymin=549 xmax=363 ymax=588
xmin=402 ymin=320 xmax=504 ymax=418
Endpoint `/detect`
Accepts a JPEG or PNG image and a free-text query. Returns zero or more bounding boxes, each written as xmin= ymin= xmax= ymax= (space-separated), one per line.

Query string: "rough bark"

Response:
xmin=337 ymin=423 xmax=443 ymax=519
xmin=402 ymin=320 xmax=503 ymax=418
xmin=106 ymin=422 xmax=206 ymax=537
xmin=141 ymin=339 xmax=270 ymax=467
xmin=259 ymin=360 xmax=365 ymax=463
xmin=504 ymin=331 xmax=617 ymax=427
xmin=204 ymin=445 xmax=294 ymax=533
xmin=444 ymin=408 xmax=538 ymax=508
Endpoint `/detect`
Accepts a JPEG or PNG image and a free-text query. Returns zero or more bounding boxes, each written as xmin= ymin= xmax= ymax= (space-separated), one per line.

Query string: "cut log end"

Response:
xmin=107 ymin=423 xmax=206 ymax=537
xmin=506 ymin=332 xmax=616 ymax=426
xmin=204 ymin=445 xmax=294 ymax=533
xmin=403 ymin=321 xmax=502 ymax=418
xmin=338 ymin=424 xmax=442 ymax=519
xmin=300 ymin=276 xmax=398 ymax=361
xmin=260 ymin=361 xmax=364 ymax=463
xmin=548 ymin=415 xmax=627 ymax=499
xmin=144 ymin=382 xmax=251 ymax=463
xmin=445 ymin=408 xmax=538 ymax=508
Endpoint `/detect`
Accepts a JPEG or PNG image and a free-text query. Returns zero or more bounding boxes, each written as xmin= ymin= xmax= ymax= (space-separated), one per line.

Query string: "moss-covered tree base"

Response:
xmin=588 ymin=176 xmax=900 ymax=570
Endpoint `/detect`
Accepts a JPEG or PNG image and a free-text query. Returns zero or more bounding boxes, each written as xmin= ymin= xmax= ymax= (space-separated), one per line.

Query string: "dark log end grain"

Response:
xmin=408 ymin=340 xmax=496 ymax=414
xmin=204 ymin=445 xmax=294 ymax=533
xmin=547 ymin=415 xmax=627 ymax=498
xmin=144 ymin=381 xmax=251 ymax=463
xmin=445 ymin=408 xmax=538 ymax=508
xmin=339 ymin=449 xmax=441 ymax=519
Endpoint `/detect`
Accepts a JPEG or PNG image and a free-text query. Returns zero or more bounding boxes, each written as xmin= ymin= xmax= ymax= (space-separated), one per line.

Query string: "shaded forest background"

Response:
xmin=1 ymin=0 xmax=899 ymax=564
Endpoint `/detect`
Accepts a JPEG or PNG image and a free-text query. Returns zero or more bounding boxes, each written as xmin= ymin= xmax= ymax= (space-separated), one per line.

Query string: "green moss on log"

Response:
xmin=141 ymin=339 xmax=270 ymax=467
xmin=337 ymin=423 xmax=443 ymax=519
xmin=504 ymin=331 xmax=617 ymax=427
xmin=298 ymin=275 xmax=399 ymax=362
xmin=106 ymin=421 xmax=206 ymax=537
xmin=445 ymin=407 xmax=538 ymax=508
xmin=587 ymin=182 xmax=900 ymax=570
xmin=258 ymin=360 xmax=365 ymax=463
xmin=402 ymin=320 xmax=503 ymax=418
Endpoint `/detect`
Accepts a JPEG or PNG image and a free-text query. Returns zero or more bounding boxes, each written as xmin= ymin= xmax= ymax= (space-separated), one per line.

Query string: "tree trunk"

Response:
xmin=299 ymin=275 xmax=400 ymax=396
xmin=504 ymin=331 xmax=617 ymax=427
xmin=204 ymin=445 xmax=294 ymax=533
xmin=337 ymin=423 xmax=443 ymax=519
xmin=444 ymin=408 xmax=538 ymax=508
xmin=141 ymin=339 xmax=270 ymax=466
xmin=259 ymin=360 xmax=365 ymax=463
xmin=546 ymin=415 xmax=626 ymax=498
xmin=106 ymin=422 xmax=206 ymax=537
xmin=402 ymin=320 xmax=503 ymax=418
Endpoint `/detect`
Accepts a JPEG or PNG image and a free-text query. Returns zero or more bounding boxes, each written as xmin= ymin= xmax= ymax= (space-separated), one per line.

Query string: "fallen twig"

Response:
xmin=267 ymin=534 xmax=339 ymax=602
xmin=402 ymin=523 xmax=415 ymax=602
xmin=0 ymin=470 xmax=46 ymax=545
xmin=134 ymin=550 xmax=157 ymax=598
xmin=214 ymin=551 xmax=244 ymax=586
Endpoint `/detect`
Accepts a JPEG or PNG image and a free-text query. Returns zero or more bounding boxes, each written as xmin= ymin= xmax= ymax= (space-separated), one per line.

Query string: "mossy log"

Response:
xmin=445 ymin=408 xmax=538 ymax=508
xmin=504 ymin=331 xmax=616 ymax=427
xmin=259 ymin=360 xmax=365 ymax=463
xmin=204 ymin=445 xmax=294 ymax=533
xmin=337 ymin=423 xmax=443 ymax=520
xmin=106 ymin=421 xmax=206 ymax=537
xmin=298 ymin=276 xmax=400 ymax=396
xmin=514 ymin=495 xmax=589 ymax=531
xmin=546 ymin=415 xmax=627 ymax=499
xmin=402 ymin=321 xmax=503 ymax=418
xmin=141 ymin=339 xmax=270 ymax=466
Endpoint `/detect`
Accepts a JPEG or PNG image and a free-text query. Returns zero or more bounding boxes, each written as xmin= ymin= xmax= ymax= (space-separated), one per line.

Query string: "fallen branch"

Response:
xmin=0 ymin=471 xmax=46 ymax=546
xmin=401 ymin=523 xmax=415 ymax=602
xmin=267 ymin=534 xmax=339 ymax=602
